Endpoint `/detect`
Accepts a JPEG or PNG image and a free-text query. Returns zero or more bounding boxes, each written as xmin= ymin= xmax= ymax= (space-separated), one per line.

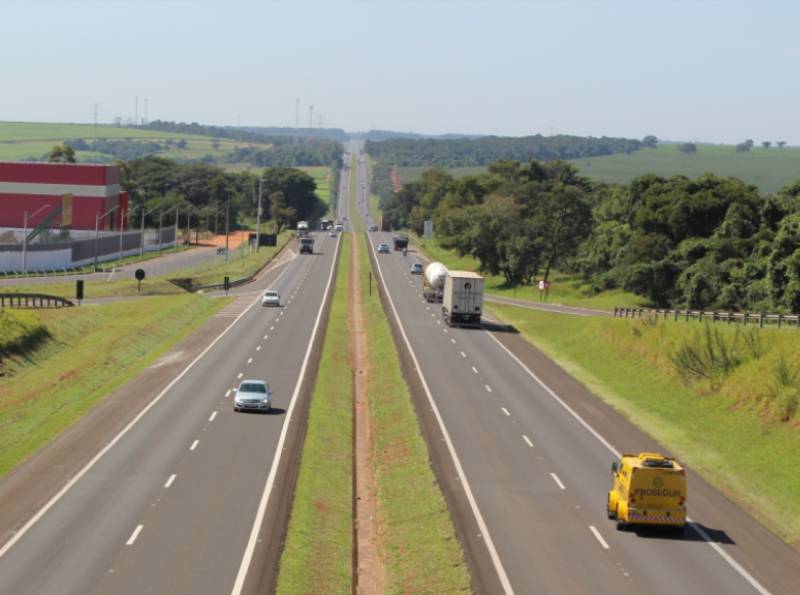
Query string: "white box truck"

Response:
xmin=442 ymin=271 xmax=484 ymax=326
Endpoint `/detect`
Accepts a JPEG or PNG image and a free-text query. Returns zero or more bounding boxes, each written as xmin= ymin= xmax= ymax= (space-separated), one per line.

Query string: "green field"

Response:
xmin=298 ymin=166 xmax=333 ymax=207
xmin=0 ymin=295 xmax=226 ymax=477
xmin=394 ymin=144 xmax=800 ymax=194
xmin=569 ymin=144 xmax=800 ymax=194
xmin=277 ymin=237 xmax=352 ymax=594
xmin=0 ymin=121 xmax=267 ymax=164
xmin=489 ymin=304 xmax=800 ymax=547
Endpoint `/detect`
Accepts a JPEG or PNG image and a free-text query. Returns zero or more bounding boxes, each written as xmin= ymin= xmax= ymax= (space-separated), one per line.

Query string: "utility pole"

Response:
xmin=119 ymin=209 xmax=126 ymax=261
xmin=294 ymin=97 xmax=300 ymax=144
xmin=255 ymin=179 xmax=263 ymax=253
xmin=144 ymin=98 xmax=148 ymax=124
xmin=158 ymin=210 xmax=163 ymax=254
xmin=309 ymin=105 xmax=313 ymax=128
xmin=92 ymin=103 xmax=99 ymax=139
xmin=22 ymin=210 xmax=28 ymax=275
xmin=140 ymin=207 xmax=146 ymax=257
xmin=225 ymin=198 xmax=230 ymax=263
xmin=135 ymin=96 xmax=138 ymax=125
xmin=174 ymin=207 xmax=179 ymax=249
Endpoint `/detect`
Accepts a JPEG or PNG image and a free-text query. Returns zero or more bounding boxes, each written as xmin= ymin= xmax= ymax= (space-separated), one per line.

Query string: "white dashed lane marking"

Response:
xmin=550 ymin=473 xmax=566 ymax=490
xmin=501 ymin=407 xmax=510 ymax=416
xmin=164 ymin=474 xmax=176 ymax=489
xmin=485 ymin=385 xmax=493 ymax=393
xmin=209 ymin=411 xmax=218 ymax=422
xmin=590 ymin=526 xmax=610 ymax=549
xmin=190 ymin=440 xmax=199 ymax=451
xmin=472 ymin=366 xmax=478 ymax=374
xmin=523 ymin=435 xmax=534 ymax=447
xmin=126 ymin=525 xmax=143 ymax=546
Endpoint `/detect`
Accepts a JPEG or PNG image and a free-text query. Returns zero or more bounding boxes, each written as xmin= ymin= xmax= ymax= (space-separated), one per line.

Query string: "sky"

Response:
xmin=2 ymin=0 xmax=799 ymax=143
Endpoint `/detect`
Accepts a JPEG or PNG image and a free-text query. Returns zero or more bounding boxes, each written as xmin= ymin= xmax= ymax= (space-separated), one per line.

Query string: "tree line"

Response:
xmin=119 ymin=156 xmax=328 ymax=234
xmin=383 ymin=160 xmax=800 ymax=312
xmin=365 ymin=134 xmax=651 ymax=167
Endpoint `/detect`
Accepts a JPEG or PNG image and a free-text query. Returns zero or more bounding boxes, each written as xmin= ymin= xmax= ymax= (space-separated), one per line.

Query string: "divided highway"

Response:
xmin=352 ymin=147 xmax=800 ymax=594
xmin=0 ymin=231 xmax=340 ymax=594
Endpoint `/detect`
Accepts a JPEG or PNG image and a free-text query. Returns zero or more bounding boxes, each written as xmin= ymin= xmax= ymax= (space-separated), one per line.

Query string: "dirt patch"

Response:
xmin=350 ymin=232 xmax=385 ymax=595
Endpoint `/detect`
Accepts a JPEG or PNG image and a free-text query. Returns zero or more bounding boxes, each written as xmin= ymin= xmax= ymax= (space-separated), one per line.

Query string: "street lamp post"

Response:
xmin=118 ymin=209 xmax=127 ymax=262
xmin=21 ymin=204 xmax=52 ymax=275
xmin=225 ymin=198 xmax=230 ymax=263
xmin=255 ymin=179 xmax=264 ymax=253
xmin=94 ymin=205 xmax=119 ymax=271
xmin=139 ymin=203 xmax=162 ymax=258
xmin=158 ymin=205 xmax=178 ymax=254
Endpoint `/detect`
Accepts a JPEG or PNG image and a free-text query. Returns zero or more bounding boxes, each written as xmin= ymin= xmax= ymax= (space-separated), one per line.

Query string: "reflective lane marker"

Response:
xmin=164 ymin=474 xmax=176 ymax=489
xmin=589 ymin=526 xmax=610 ymax=549
xmin=501 ymin=407 xmax=510 ymax=416
xmin=247 ymin=358 xmax=253 ymax=364
xmin=460 ymin=351 xmax=466 ymax=358
xmin=523 ymin=435 xmax=534 ymax=447
xmin=225 ymin=389 xmax=231 ymax=398
xmin=209 ymin=411 xmax=218 ymax=422
xmin=550 ymin=473 xmax=565 ymax=490
xmin=485 ymin=385 xmax=493 ymax=393
xmin=190 ymin=440 xmax=199 ymax=451
xmin=237 ymin=372 xmax=243 ymax=379
xmin=472 ymin=366 xmax=478 ymax=374
xmin=256 ymin=345 xmax=261 ymax=351
xmin=126 ymin=525 xmax=143 ymax=546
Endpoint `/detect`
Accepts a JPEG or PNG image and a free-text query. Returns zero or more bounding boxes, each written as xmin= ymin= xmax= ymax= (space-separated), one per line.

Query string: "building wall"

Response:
xmin=0 ymin=162 xmax=126 ymax=231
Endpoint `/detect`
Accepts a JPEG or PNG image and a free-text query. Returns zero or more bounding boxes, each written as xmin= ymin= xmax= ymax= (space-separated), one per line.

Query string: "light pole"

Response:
xmin=225 ymin=198 xmax=230 ymax=263
xmin=22 ymin=204 xmax=52 ymax=275
xmin=158 ymin=205 xmax=178 ymax=254
xmin=94 ymin=205 xmax=119 ymax=271
xmin=139 ymin=203 xmax=161 ymax=258
xmin=118 ymin=208 xmax=127 ymax=262
xmin=255 ymin=179 xmax=264 ymax=253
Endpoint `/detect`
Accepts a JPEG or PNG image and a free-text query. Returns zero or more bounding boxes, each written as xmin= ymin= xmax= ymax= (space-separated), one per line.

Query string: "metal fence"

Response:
xmin=614 ymin=307 xmax=800 ymax=328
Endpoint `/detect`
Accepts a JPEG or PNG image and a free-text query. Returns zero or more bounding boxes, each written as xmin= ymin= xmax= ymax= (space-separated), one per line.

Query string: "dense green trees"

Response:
xmin=48 ymin=143 xmax=76 ymax=163
xmin=365 ymin=134 xmax=644 ymax=167
xmin=119 ymin=156 xmax=325 ymax=232
xmin=381 ymin=158 xmax=800 ymax=313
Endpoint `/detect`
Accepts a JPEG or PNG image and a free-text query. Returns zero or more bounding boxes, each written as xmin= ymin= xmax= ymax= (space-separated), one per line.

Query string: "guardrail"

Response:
xmin=0 ymin=293 xmax=74 ymax=309
xmin=613 ymin=307 xmax=800 ymax=328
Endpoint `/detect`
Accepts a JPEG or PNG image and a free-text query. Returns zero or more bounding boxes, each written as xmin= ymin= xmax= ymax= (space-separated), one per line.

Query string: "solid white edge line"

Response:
xmin=589 ymin=526 xmax=609 ymax=550
xmin=523 ymin=435 xmax=534 ymax=448
xmin=367 ymin=234 xmax=514 ymax=595
xmin=126 ymin=524 xmax=143 ymax=546
xmin=550 ymin=472 xmax=565 ymax=490
xmin=164 ymin=474 xmax=176 ymax=489
xmin=230 ymin=225 xmax=341 ymax=595
xmin=485 ymin=333 xmax=771 ymax=595
xmin=0 ymin=258 xmax=295 ymax=561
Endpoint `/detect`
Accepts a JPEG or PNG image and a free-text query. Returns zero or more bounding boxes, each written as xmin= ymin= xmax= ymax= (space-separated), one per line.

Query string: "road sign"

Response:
xmin=76 ymin=279 xmax=84 ymax=303
xmin=135 ymin=268 xmax=145 ymax=292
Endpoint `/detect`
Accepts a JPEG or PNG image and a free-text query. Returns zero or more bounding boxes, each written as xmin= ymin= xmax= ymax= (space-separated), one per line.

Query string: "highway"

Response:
xmin=351 ymin=147 xmax=800 ymax=595
xmin=0 ymin=228 xmax=340 ymax=594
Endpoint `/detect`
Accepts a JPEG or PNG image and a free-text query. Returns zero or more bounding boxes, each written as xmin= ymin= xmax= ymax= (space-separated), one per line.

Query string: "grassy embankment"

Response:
xmin=355 ymin=228 xmax=470 ymax=591
xmin=0 ymin=296 xmax=226 ymax=476
xmin=276 ymin=236 xmax=352 ymax=594
xmin=3 ymin=230 xmax=293 ymax=299
xmin=491 ymin=304 xmax=800 ymax=547
xmin=0 ymin=121 xmax=268 ymax=164
xmin=410 ymin=233 xmax=645 ymax=310
xmin=364 ymin=156 xmax=383 ymax=224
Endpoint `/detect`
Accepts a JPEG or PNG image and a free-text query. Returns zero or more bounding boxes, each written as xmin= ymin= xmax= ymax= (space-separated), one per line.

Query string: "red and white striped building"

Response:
xmin=0 ymin=162 xmax=129 ymax=232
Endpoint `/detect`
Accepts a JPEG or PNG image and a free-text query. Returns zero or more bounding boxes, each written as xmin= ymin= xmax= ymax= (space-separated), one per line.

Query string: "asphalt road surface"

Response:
xmin=0 ymin=244 xmax=227 ymax=287
xmin=0 ymin=231 xmax=340 ymax=595
xmin=353 ymin=148 xmax=800 ymax=595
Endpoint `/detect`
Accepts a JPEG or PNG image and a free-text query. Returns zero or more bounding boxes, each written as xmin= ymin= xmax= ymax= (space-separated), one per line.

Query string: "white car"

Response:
xmin=261 ymin=290 xmax=280 ymax=307
xmin=377 ymin=243 xmax=390 ymax=254
xmin=329 ymin=231 xmax=337 ymax=237
xmin=234 ymin=379 xmax=271 ymax=412
xmin=410 ymin=263 xmax=423 ymax=274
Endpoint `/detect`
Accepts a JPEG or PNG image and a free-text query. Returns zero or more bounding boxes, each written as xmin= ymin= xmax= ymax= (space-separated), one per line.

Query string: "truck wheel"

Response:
xmin=616 ymin=520 xmax=627 ymax=531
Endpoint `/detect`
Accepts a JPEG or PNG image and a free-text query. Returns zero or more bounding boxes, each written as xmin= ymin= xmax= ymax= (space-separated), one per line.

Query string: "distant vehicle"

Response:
xmin=335 ymin=223 xmax=344 ymax=232
xmin=393 ymin=235 xmax=409 ymax=251
xmin=329 ymin=231 xmax=337 ymax=237
xmin=234 ymin=379 xmax=272 ymax=412
xmin=608 ymin=452 xmax=687 ymax=532
xmin=320 ymin=219 xmax=332 ymax=231
xmin=423 ymin=262 xmax=448 ymax=302
xmin=261 ymin=290 xmax=280 ymax=307
xmin=299 ymin=237 xmax=314 ymax=254
xmin=410 ymin=262 xmax=423 ymax=274
xmin=380 ymin=216 xmax=392 ymax=232
xmin=442 ymin=271 xmax=484 ymax=326
xmin=297 ymin=221 xmax=309 ymax=236
xmin=377 ymin=243 xmax=390 ymax=254
xmin=368 ymin=224 xmax=378 ymax=232
xmin=216 ymin=246 xmax=227 ymax=255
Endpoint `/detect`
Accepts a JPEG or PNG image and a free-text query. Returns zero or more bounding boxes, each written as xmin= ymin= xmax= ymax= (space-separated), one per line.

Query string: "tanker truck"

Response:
xmin=423 ymin=262 xmax=448 ymax=302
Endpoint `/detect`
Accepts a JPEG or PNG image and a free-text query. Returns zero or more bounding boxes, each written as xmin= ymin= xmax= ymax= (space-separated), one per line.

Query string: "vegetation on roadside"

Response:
xmin=489 ymin=304 xmax=800 ymax=547
xmin=0 ymin=295 xmax=225 ymax=476
xmin=276 ymin=237 xmax=352 ymax=595
xmin=357 ymin=231 xmax=470 ymax=592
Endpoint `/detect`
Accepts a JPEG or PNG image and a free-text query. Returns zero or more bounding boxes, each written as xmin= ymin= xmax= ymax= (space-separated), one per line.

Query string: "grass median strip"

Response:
xmin=489 ymin=303 xmax=800 ymax=547
xmin=357 ymin=231 xmax=470 ymax=592
xmin=276 ymin=237 xmax=352 ymax=595
xmin=0 ymin=294 xmax=226 ymax=477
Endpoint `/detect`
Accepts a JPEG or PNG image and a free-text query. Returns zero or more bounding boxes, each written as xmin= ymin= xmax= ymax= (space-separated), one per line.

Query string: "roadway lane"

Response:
xmin=0 ymin=231 xmax=340 ymax=595
xmin=0 ymin=244 xmax=224 ymax=287
xmin=355 ymin=150 xmax=800 ymax=594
